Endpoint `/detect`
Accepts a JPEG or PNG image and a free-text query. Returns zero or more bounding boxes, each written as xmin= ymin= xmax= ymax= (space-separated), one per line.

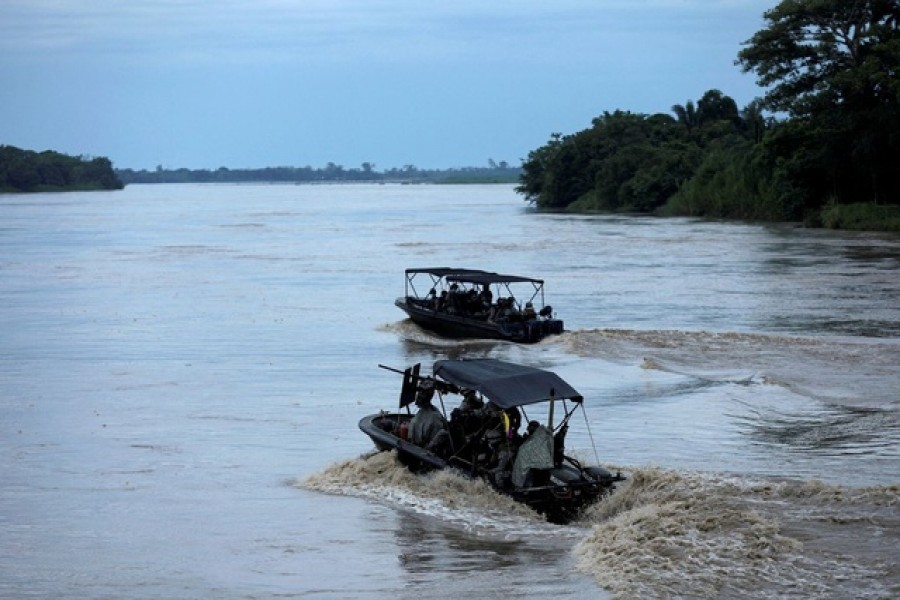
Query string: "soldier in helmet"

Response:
xmin=409 ymin=380 xmax=449 ymax=456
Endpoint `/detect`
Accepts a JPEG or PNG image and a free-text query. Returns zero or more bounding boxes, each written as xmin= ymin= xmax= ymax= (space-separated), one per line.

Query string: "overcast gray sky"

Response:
xmin=0 ymin=1 xmax=769 ymax=171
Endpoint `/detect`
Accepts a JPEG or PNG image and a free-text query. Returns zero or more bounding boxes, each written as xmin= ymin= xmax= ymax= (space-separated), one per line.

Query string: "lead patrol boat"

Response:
xmin=359 ymin=358 xmax=624 ymax=524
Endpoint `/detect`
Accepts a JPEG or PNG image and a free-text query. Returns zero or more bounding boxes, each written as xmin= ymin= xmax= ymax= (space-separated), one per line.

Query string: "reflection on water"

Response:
xmin=395 ymin=512 xmax=524 ymax=573
xmin=843 ymin=242 xmax=900 ymax=264
xmin=768 ymin=315 xmax=900 ymax=338
xmin=735 ymin=404 xmax=900 ymax=456
xmin=391 ymin=512 xmax=603 ymax=599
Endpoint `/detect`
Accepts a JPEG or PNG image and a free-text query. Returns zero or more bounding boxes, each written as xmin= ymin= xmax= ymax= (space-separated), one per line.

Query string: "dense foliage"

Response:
xmin=0 ymin=145 xmax=123 ymax=192
xmin=518 ymin=0 xmax=900 ymax=230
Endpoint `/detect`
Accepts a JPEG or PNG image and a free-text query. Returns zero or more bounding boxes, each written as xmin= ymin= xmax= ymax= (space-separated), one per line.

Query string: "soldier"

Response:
xmin=409 ymin=381 xmax=449 ymax=456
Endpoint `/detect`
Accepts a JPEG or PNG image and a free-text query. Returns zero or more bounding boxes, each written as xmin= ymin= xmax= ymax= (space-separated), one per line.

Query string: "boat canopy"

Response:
xmin=404 ymin=267 xmax=544 ymax=286
xmin=432 ymin=358 xmax=582 ymax=409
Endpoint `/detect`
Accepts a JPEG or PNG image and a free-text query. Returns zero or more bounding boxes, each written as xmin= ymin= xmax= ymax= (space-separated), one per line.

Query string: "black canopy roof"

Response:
xmin=432 ymin=358 xmax=582 ymax=409
xmin=404 ymin=267 xmax=543 ymax=286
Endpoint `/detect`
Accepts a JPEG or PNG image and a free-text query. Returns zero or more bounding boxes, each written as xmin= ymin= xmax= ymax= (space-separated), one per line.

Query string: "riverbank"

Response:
xmin=820 ymin=202 xmax=900 ymax=232
xmin=0 ymin=145 xmax=123 ymax=192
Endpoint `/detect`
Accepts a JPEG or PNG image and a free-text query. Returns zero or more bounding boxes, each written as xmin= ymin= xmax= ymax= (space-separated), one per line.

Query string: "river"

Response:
xmin=1 ymin=183 xmax=898 ymax=599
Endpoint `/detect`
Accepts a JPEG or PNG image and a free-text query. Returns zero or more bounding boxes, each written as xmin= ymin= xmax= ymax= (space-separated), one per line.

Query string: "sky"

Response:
xmin=0 ymin=1 xmax=771 ymax=171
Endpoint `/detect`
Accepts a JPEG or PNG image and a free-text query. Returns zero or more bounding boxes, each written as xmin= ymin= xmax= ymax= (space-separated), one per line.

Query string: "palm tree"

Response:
xmin=741 ymin=99 xmax=767 ymax=144
xmin=671 ymin=100 xmax=699 ymax=133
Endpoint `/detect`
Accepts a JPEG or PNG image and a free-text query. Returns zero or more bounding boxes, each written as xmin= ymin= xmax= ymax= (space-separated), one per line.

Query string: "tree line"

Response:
xmin=516 ymin=0 xmax=900 ymax=231
xmin=0 ymin=145 xmax=123 ymax=192
xmin=116 ymin=161 xmax=522 ymax=185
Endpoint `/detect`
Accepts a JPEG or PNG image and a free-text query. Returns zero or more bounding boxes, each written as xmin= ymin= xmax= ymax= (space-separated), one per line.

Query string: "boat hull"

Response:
xmin=358 ymin=413 xmax=447 ymax=472
xmin=396 ymin=298 xmax=564 ymax=344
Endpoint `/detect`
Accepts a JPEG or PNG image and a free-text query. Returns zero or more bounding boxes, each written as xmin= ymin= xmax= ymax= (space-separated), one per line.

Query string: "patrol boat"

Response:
xmin=358 ymin=358 xmax=624 ymax=524
xmin=394 ymin=268 xmax=564 ymax=343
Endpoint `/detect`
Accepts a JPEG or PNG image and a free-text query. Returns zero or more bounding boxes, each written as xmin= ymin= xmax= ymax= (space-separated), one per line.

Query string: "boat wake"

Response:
xmin=556 ymin=328 xmax=900 ymax=410
xmin=298 ymin=451 xmax=573 ymax=538
xmin=639 ymin=355 xmax=758 ymax=384
xmin=575 ymin=467 xmax=899 ymax=599
xmin=301 ymin=454 xmax=899 ymax=598
xmin=378 ymin=319 xmax=507 ymax=349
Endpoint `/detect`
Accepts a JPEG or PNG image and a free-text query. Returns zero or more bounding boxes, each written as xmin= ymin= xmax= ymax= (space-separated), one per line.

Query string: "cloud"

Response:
xmin=0 ymin=0 xmax=766 ymax=169
xmin=1 ymin=0 xmax=764 ymax=67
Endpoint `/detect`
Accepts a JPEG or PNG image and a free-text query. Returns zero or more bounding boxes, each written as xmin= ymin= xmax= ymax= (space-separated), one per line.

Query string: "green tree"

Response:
xmin=0 ymin=145 xmax=123 ymax=192
xmin=516 ymin=132 xmax=564 ymax=206
xmin=518 ymin=98 xmax=740 ymax=212
xmin=737 ymin=0 xmax=900 ymax=206
xmin=696 ymin=89 xmax=740 ymax=128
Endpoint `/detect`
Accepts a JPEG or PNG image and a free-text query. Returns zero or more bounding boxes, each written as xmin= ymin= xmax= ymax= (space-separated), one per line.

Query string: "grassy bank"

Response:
xmin=820 ymin=202 xmax=900 ymax=232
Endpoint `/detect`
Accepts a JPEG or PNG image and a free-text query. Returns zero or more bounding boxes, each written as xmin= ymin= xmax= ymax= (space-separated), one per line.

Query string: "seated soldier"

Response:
xmin=426 ymin=288 xmax=438 ymax=309
xmin=455 ymin=390 xmax=483 ymax=416
xmin=489 ymin=408 xmax=523 ymax=487
xmin=449 ymin=390 xmax=485 ymax=458
xmin=511 ymin=421 xmax=554 ymax=488
xmin=523 ymin=301 xmax=537 ymax=320
xmin=409 ymin=381 xmax=449 ymax=455
xmin=478 ymin=285 xmax=493 ymax=314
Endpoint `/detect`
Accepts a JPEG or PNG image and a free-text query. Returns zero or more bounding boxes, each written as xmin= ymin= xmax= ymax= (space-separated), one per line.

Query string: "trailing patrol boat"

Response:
xmin=359 ymin=358 xmax=624 ymax=524
xmin=394 ymin=268 xmax=564 ymax=343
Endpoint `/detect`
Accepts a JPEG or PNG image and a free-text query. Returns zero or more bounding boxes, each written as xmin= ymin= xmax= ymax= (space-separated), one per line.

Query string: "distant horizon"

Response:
xmin=2 ymin=141 xmax=525 ymax=174
xmin=114 ymin=160 xmax=523 ymax=173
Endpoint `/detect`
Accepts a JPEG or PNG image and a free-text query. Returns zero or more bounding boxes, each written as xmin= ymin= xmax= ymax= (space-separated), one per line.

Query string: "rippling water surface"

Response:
xmin=1 ymin=184 xmax=898 ymax=599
